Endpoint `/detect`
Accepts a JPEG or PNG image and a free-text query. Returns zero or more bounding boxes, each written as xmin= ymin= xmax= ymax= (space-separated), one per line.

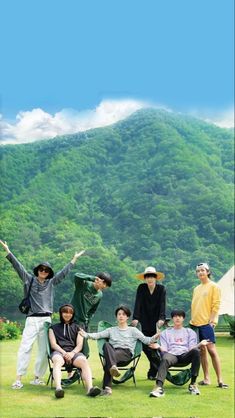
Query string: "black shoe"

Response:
xmin=87 ymin=386 xmax=102 ymax=397
xmin=148 ymin=375 xmax=156 ymax=381
xmin=55 ymin=389 xmax=64 ymax=398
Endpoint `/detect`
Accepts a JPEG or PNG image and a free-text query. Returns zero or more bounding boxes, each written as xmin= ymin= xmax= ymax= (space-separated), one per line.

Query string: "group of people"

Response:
xmin=0 ymin=240 xmax=228 ymax=399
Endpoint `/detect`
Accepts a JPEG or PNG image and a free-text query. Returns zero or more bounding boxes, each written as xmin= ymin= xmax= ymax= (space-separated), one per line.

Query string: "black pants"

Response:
xmin=102 ymin=342 xmax=132 ymax=388
xmin=157 ymin=348 xmax=200 ymax=384
xmin=143 ymin=344 xmax=160 ymax=377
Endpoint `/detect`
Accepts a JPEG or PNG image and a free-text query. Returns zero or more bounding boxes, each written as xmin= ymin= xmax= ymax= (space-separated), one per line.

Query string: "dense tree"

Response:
xmin=0 ymin=109 xmax=234 ymax=322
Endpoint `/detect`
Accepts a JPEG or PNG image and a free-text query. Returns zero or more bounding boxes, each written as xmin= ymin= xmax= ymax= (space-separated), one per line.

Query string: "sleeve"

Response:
xmin=159 ymin=330 xmax=168 ymax=352
xmin=87 ymin=299 xmax=101 ymax=320
xmin=159 ymin=286 xmax=166 ymax=320
xmin=188 ymin=329 xmax=198 ymax=350
xmin=52 ymin=262 xmax=74 ymax=285
xmin=211 ymin=285 xmax=221 ymax=314
xmin=133 ymin=285 xmax=142 ymax=320
xmin=86 ymin=329 xmax=110 ymax=340
xmin=6 ymin=252 xmax=32 ymax=283
xmin=133 ymin=327 xmax=152 ymax=345
xmin=74 ymin=273 xmax=96 ymax=282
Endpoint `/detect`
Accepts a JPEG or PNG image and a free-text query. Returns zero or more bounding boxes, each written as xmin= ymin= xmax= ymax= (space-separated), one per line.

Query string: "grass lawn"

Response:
xmin=0 ymin=335 xmax=234 ymax=418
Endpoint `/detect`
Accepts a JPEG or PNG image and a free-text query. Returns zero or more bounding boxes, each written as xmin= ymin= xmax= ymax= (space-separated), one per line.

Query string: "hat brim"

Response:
xmin=136 ymin=272 xmax=165 ymax=281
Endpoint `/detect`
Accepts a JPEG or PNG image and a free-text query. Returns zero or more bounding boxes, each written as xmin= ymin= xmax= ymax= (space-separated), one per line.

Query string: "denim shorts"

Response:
xmin=190 ymin=324 xmax=216 ymax=344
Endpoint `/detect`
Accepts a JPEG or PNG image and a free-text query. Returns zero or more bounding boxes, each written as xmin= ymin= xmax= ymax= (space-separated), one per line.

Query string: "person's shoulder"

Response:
xmin=50 ymin=323 xmax=60 ymax=331
xmin=156 ymin=283 xmax=165 ymax=290
xmin=137 ymin=282 xmax=147 ymax=291
xmin=209 ymin=280 xmax=219 ymax=288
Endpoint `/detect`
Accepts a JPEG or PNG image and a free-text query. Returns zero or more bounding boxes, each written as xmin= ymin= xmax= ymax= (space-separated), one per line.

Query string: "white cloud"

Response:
xmin=0 ymin=100 xmax=233 ymax=145
xmin=0 ymin=99 xmax=149 ymax=145
xmin=204 ymin=108 xmax=234 ymax=129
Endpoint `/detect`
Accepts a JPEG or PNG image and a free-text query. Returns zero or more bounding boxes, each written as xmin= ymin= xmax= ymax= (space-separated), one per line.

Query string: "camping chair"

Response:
xmin=97 ymin=321 xmax=142 ymax=387
xmin=44 ymin=321 xmax=90 ymax=388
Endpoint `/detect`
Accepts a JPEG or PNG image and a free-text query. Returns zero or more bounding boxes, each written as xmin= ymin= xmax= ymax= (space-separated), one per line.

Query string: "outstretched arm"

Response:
xmin=53 ymin=250 xmax=85 ymax=285
xmin=0 ymin=240 xmax=31 ymax=283
xmin=71 ymin=250 xmax=85 ymax=265
xmin=0 ymin=240 xmax=10 ymax=254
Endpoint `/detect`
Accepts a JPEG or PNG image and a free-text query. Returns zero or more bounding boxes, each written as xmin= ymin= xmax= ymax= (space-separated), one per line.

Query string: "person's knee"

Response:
xmin=52 ymin=356 xmax=64 ymax=366
xmin=191 ymin=347 xmax=200 ymax=357
xmin=74 ymin=356 xmax=87 ymax=369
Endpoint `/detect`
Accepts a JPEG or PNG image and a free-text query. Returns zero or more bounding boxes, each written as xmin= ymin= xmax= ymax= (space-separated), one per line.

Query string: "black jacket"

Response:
xmin=133 ymin=283 xmax=166 ymax=335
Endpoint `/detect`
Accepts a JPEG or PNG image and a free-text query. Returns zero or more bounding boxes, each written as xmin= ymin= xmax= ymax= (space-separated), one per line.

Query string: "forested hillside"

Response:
xmin=0 ymin=109 xmax=234 ymax=322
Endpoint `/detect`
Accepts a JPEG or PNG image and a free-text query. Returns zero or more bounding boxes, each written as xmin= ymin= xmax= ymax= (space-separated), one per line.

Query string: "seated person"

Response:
xmin=149 ymin=309 xmax=210 ymax=398
xmin=79 ymin=305 xmax=159 ymax=396
xmin=49 ymin=304 xmax=101 ymax=398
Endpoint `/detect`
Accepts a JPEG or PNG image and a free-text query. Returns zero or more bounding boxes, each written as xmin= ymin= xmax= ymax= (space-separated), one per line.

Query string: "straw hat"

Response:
xmin=136 ymin=266 xmax=165 ymax=281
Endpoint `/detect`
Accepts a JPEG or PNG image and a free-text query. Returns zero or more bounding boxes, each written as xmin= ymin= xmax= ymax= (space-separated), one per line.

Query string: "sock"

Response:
xmin=156 ymin=380 xmax=163 ymax=388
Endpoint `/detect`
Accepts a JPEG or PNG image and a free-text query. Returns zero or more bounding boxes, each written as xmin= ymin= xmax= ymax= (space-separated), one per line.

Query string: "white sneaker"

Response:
xmin=149 ymin=386 xmax=165 ymax=397
xmin=30 ymin=378 xmax=45 ymax=385
xmin=188 ymin=384 xmax=200 ymax=395
xmin=12 ymin=380 xmax=23 ymax=389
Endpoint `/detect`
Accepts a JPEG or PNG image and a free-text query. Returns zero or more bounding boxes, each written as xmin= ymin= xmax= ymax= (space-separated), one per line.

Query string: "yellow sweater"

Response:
xmin=190 ymin=280 xmax=221 ymax=326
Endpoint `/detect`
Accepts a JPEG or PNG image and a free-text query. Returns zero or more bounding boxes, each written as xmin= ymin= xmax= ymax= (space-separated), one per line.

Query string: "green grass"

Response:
xmin=0 ymin=336 xmax=234 ymax=418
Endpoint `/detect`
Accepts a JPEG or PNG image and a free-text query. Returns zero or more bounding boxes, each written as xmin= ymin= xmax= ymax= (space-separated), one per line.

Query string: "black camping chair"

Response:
xmin=44 ymin=321 xmax=89 ymax=388
xmin=97 ymin=321 xmax=142 ymax=387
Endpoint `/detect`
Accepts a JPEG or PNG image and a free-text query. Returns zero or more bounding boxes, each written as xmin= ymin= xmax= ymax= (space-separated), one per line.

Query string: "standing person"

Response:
xmin=79 ymin=305 xmax=160 ymax=396
xmin=149 ymin=309 xmax=209 ymax=398
xmin=0 ymin=239 xmax=84 ymax=389
xmin=131 ymin=266 xmax=166 ymax=380
xmin=71 ymin=271 xmax=112 ymax=330
xmin=190 ymin=263 xmax=228 ymax=388
xmin=49 ymin=304 xmax=101 ymax=398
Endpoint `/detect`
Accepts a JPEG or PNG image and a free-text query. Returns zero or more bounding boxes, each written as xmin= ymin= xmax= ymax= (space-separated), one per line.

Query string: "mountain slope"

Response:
xmin=0 ymin=109 xmax=234 ymax=320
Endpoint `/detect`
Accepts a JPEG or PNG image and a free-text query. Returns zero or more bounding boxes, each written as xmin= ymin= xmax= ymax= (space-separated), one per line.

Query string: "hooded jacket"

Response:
xmin=6 ymin=252 xmax=74 ymax=315
xmin=50 ymin=304 xmax=80 ymax=352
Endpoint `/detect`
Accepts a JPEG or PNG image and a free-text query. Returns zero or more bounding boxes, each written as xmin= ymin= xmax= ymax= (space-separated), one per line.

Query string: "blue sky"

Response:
xmin=0 ymin=0 xmax=234 ymax=143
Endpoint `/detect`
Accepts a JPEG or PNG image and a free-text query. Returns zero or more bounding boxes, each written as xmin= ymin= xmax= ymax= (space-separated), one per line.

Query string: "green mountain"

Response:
xmin=0 ymin=109 xmax=234 ymax=322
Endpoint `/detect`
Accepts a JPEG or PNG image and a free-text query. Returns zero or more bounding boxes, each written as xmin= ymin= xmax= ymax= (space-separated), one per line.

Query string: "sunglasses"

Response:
xmin=38 ymin=267 xmax=50 ymax=273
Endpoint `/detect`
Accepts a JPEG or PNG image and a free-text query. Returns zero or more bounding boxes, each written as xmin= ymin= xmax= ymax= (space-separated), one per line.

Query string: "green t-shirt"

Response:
xmin=71 ymin=273 xmax=102 ymax=326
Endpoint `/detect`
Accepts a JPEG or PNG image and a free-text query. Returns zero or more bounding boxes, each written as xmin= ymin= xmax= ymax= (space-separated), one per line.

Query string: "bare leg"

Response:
xmin=73 ymin=356 xmax=93 ymax=393
xmin=52 ymin=355 xmax=65 ymax=390
xmin=207 ymin=344 xmax=223 ymax=384
xmin=200 ymin=346 xmax=211 ymax=384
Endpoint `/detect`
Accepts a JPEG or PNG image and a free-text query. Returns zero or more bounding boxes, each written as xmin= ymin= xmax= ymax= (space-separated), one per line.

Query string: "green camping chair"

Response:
xmin=97 ymin=321 xmax=142 ymax=386
xmin=44 ymin=321 xmax=90 ymax=388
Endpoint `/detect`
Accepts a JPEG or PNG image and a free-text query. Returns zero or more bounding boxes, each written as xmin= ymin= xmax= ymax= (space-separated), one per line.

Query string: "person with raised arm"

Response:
xmin=0 ymin=239 xmax=84 ymax=389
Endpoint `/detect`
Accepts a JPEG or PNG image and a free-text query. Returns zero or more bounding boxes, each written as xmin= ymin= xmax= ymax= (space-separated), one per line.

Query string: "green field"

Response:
xmin=0 ymin=336 xmax=234 ymax=418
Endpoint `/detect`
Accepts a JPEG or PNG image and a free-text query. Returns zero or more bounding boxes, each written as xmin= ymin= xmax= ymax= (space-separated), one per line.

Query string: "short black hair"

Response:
xmin=115 ymin=305 xmax=131 ymax=318
xmin=171 ymin=309 xmax=186 ymax=318
xmin=96 ymin=272 xmax=112 ymax=287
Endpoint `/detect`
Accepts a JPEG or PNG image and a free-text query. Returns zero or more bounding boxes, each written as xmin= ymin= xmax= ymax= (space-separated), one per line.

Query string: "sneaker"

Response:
xmin=188 ymin=384 xmax=200 ymax=395
xmin=100 ymin=387 xmax=112 ymax=396
xmin=87 ymin=386 xmax=102 ymax=397
xmin=55 ymin=388 xmax=64 ymax=398
xmin=109 ymin=365 xmax=121 ymax=378
xmin=12 ymin=380 xmax=23 ymax=389
xmin=149 ymin=386 xmax=165 ymax=398
xmin=30 ymin=378 xmax=45 ymax=385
